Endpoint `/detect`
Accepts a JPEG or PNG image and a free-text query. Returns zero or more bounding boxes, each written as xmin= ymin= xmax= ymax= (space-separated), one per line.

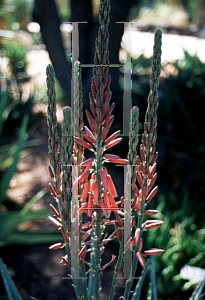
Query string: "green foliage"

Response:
xmin=1 ymin=0 xmax=33 ymax=30
xmin=0 ymin=114 xmax=28 ymax=204
xmin=189 ymin=277 xmax=205 ymax=300
xmin=3 ymin=41 xmax=29 ymax=80
xmin=145 ymin=191 xmax=205 ymax=297
xmin=0 ymin=74 xmax=62 ymax=247
xmin=0 ymin=257 xmax=23 ymax=300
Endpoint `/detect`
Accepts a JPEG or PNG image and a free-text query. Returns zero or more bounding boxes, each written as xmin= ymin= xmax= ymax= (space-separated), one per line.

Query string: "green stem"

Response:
xmin=88 ymin=241 xmax=96 ymax=299
xmin=80 ymin=264 xmax=88 ymax=300
xmin=123 ymin=179 xmax=147 ymax=299
xmin=131 ymin=258 xmax=151 ymax=300
xmin=108 ymin=238 xmax=124 ymax=300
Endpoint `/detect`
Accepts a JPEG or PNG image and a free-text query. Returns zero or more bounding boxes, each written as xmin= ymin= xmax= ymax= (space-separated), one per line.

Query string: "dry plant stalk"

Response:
xmin=46 ymin=0 xmax=162 ymax=299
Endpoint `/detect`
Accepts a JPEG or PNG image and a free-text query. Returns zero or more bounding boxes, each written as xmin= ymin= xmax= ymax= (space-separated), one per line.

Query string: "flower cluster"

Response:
xmin=46 ymin=0 xmax=163 ymax=299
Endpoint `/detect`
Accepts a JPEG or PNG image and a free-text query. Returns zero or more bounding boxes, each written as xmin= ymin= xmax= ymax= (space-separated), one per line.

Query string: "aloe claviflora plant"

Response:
xmin=46 ymin=0 xmax=163 ymax=299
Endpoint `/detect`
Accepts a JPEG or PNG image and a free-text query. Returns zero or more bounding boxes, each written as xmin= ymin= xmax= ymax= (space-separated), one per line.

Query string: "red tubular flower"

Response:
xmin=81 ymin=181 xmax=90 ymax=202
xmin=93 ymin=181 xmax=99 ymax=206
xmin=103 ymin=191 xmax=110 ymax=213
xmin=115 ymin=224 xmax=122 ymax=240
xmin=99 ymin=199 xmax=108 ymax=218
xmin=73 ymin=169 xmax=91 ymax=186
xmin=88 ymin=193 xmax=94 ymax=217
xmin=100 ymin=169 xmax=108 ymax=191
xmin=108 ymin=194 xmax=118 ymax=209
xmin=79 ymin=202 xmax=88 ymax=215
xmin=115 ymin=212 xmax=123 ymax=226
xmin=106 ymin=175 xmax=118 ymax=198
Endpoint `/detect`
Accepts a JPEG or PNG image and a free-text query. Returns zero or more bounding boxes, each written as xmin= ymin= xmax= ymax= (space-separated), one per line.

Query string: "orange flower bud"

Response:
xmin=115 ymin=225 xmax=122 ymax=240
xmin=50 ymin=204 xmax=59 ymax=217
xmin=133 ymin=228 xmax=141 ymax=248
xmin=103 ymin=112 xmax=111 ymax=127
xmin=49 ymin=183 xmax=57 ymax=198
xmin=145 ymin=221 xmax=163 ymax=230
xmin=144 ymin=249 xmax=164 ymax=256
xmin=146 ymin=186 xmax=158 ymax=203
xmin=148 ymin=173 xmax=157 ymax=190
xmin=108 ymin=158 xmax=128 ymax=165
xmin=79 ymin=245 xmax=87 ymax=259
xmin=98 ymin=109 xmax=102 ymax=124
xmin=104 ymin=130 xmax=121 ymax=145
xmin=104 ymin=154 xmax=119 ymax=160
xmin=92 ymin=119 xmax=99 ymax=134
xmin=149 ymin=163 xmax=157 ymax=179
xmin=137 ymin=252 xmax=145 ymax=268
xmin=116 ymin=209 xmax=124 ymax=216
xmin=105 ymin=138 xmax=122 ymax=150
xmin=48 ymin=216 xmax=62 ymax=228
xmin=101 ymin=126 xmax=110 ymax=141
xmin=90 ymin=103 xmax=97 ymax=118
xmin=140 ymin=145 xmax=146 ymax=162
xmin=60 ymin=256 xmax=71 ymax=268
xmin=49 ymin=242 xmax=64 ymax=250
xmin=48 ymin=165 xmax=55 ymax=179
xmin=61 ymin=226 xmax=70 ymax=243
xmin=74 ymin=137 xmax=93 ymax=151
xmin=136 ymin=170 xmax=143 ymax=187
xmin=144 ymin=209 xmax=158 ymax=215
xmin=60 ymin=206 xmax=67 ymax=221
xmin=82 ymin=228 xmax=92 ymax=241
xmin=84 ymin=126 xmax=96 ymax=143
xmin=139 ymin=238 xmax=143 ymax=252
xmin=150 ymin=152 xmax=158 ymax=166
xmin=102 ymin=98 xmax=109 ymax=113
